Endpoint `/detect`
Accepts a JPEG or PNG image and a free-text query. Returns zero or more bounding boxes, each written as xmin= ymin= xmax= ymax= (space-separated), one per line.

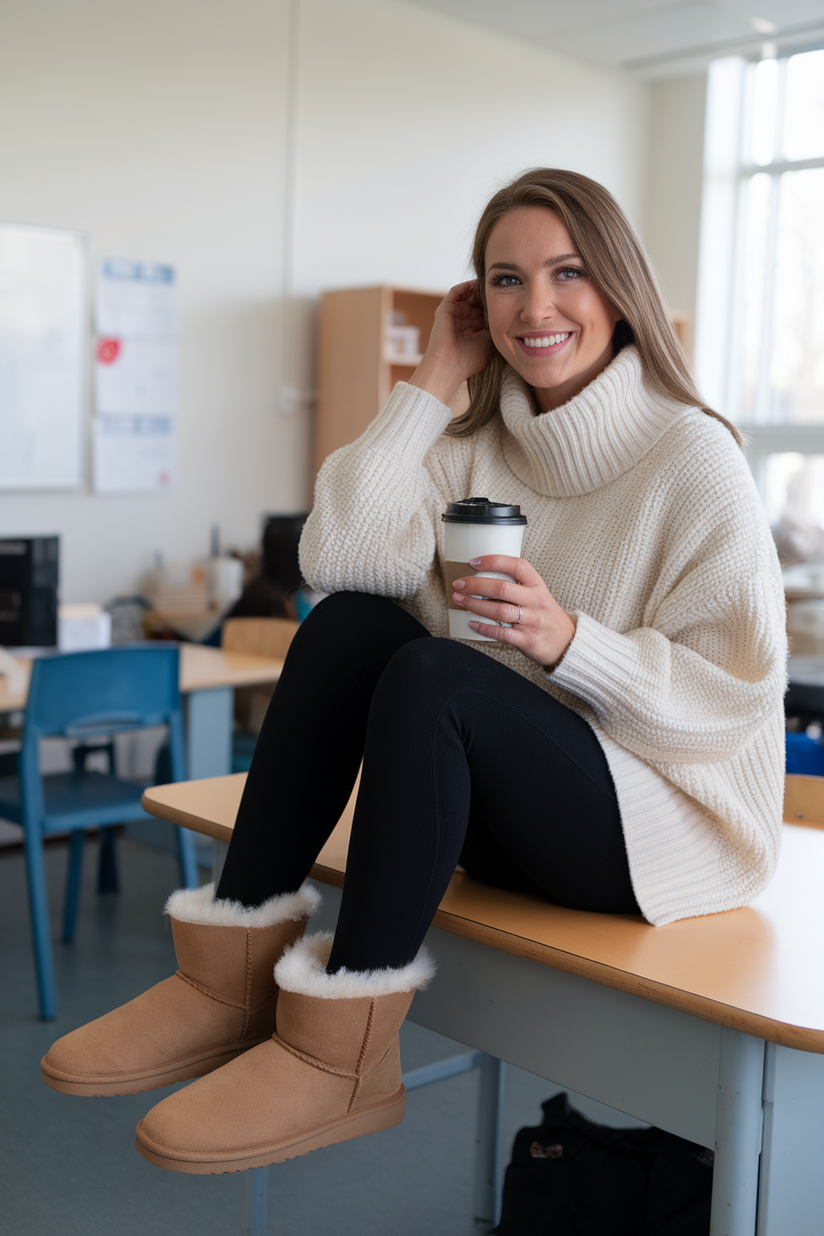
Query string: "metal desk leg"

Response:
xmin=710 ymin=1027 xmax=764 ymax=1236
xmin=473 ymin=1055 xmax=505 ymax=1230
xmin=184 ymin=687 xmax=233 ymax=780
xmin=183 ymin=686 xmax=233 ymax=880
xmin=243 ymin=1167 xmax=268 ymax=1235
xmin=757 ymin=1043 xmax=824 ymax=1234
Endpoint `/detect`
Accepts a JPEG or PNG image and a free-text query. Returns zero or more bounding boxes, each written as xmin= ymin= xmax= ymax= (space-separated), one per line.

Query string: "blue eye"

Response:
xmin=491 ymin=274 xmax=520 ymax=287
xmin=556 ymin=267 xmax=584 ymax=281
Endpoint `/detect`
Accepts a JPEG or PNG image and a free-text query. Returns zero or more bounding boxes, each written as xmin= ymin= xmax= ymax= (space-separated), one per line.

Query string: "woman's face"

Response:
xmin=484 ymin=207 xmax=620 ymax=412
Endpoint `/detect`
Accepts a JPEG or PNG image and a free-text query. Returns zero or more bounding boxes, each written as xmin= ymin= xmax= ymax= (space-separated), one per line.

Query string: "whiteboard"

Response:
xmin=0 ymin=222 xmax=87 ymax=489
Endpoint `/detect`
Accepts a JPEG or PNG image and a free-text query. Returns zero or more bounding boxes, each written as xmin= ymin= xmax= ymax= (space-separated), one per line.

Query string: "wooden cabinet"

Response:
xmin=314 ymin=285 xmax=444 ymax=475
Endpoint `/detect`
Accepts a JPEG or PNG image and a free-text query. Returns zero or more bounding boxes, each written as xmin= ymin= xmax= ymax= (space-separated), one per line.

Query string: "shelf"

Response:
xmin=315 ymin=285 xmax=444 ymax=476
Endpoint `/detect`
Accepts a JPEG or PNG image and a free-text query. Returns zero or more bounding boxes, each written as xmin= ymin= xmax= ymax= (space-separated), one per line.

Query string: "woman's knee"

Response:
xmin=292 ymin=592 xmax=425 ymax=657
xmin=272 ymin=593 xmax=431 ymax=705
xmin=377 ymin=637 xmax=480 ymax=701
xmin=302 ymin=591 xmax=397 ymax=631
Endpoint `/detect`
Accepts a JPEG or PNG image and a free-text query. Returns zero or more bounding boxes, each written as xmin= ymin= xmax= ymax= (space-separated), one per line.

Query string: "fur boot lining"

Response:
xmin=165 ymin=881 xmax=321 ymax=928
xmin=274 ymin=931 xmax=436 ymax=998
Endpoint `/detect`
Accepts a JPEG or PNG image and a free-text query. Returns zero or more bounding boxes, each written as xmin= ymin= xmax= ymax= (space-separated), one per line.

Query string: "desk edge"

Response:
xmin=142 ymin=792 xmax=824 ymax=1055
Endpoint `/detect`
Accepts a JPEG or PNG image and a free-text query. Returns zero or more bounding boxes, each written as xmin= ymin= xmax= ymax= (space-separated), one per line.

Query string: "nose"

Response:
xmin=518 ymin=279 xmax=557 ymax=327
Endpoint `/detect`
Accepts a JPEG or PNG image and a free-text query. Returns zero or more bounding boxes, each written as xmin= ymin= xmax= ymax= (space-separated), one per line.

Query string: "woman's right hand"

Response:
xmin=408 ymin=280 xmax=491 ymax=405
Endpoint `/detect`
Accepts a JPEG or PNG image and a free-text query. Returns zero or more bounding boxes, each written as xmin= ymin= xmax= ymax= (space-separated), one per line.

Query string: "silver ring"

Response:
xmin=513 ymin=604 xmax=523 ymax=625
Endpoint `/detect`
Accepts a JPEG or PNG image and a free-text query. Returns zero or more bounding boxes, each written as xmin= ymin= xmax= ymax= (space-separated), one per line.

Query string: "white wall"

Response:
xmin=0 ymin=0 xmax=294 ymax=602
xmin=289 ymin=0 xmax=649 ymax=395
xmin=1 ymin=0 xmax=649 ymax=604
xmin=643 ymin=73 xmax=708 ymax=355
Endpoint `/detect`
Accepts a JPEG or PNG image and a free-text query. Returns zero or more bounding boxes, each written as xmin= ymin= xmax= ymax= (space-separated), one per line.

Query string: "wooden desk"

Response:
xmin=0 ymin=645 xmax=284 ymax=780
xmin=143 ymin=774 xmax=824 ymax=1235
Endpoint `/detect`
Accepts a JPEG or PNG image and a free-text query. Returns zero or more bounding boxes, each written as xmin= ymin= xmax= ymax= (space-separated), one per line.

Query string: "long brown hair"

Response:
xmin=449 ymin=168 xmax=741 ymax=445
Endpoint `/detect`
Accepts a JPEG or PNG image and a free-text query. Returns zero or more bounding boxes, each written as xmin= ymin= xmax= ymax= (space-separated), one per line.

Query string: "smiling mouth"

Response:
xmin=517 ymin=332 xmax=572 ymax=352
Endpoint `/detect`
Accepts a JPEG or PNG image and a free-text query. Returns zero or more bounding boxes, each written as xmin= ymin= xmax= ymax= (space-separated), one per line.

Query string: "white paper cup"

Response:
xmin=442 ymin=498 xmax=527 ymax=642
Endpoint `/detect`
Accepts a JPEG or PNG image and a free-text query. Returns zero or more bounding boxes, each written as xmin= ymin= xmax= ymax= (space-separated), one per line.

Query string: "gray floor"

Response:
xmin=0 ymin=828 xmax=643 ymax=1235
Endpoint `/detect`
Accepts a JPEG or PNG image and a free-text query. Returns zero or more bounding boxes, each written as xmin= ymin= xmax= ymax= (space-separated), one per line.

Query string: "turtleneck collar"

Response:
xmin=499 ymin=345 xmax=688 ymax=498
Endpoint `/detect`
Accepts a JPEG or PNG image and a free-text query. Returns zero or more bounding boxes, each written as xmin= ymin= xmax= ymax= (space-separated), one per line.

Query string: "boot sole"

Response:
xmin=134 ymin=1087 xmax=407 ymax=1173
xmin=40 ymin=1044 xmax=263 ymax=1098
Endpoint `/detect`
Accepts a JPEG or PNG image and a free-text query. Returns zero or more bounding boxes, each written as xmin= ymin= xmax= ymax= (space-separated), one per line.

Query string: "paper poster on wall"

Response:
xmin=0 ymin=222 xmax=87 ymax=490
xmin=95 ymin=337 xmax=179 ymax=416
xmin=93 ymin=256 xmax=180 ymax=493
xmin=92 ymin=415 xmax=178 ymax=495
xmin=96 ymin=259 xmax=177 ymax=338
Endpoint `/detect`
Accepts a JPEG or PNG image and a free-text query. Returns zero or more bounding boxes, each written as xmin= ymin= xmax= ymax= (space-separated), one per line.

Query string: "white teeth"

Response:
xmin=523 ymin=332 xmax=570 ymax=348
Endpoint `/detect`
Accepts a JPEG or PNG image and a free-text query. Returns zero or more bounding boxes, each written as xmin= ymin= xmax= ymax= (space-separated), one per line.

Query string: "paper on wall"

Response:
xmin=93 ymin=415 xmax=178 ymax=495
xmin=95 ymin=337 xmax=178 ymax=416
xmin=96 ymin=259 xmax=177 ymax=338
xmin=0 ymin=222 xmax=86 ymax=489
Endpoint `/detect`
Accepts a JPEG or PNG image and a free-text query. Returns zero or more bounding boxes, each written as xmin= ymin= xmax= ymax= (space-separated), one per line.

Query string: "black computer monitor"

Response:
xmin=0 ymin=536 xmax=59 ymax=647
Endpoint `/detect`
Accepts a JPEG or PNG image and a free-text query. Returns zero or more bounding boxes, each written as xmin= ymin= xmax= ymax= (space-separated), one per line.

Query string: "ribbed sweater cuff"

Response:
xmin=548 ymin=610 xmax=637 ymax=721
xmin=357 ymin=382 xmax=453 ymax=461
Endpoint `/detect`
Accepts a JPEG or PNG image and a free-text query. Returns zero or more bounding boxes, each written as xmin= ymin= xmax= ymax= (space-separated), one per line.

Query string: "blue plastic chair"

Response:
xmin=0 ymin=645 xmax=199 ymax=1020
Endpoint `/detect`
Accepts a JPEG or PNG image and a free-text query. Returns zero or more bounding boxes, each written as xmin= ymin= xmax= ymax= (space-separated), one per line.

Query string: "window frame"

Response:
xmin=695 ymin=47 xmax=824 ymax=495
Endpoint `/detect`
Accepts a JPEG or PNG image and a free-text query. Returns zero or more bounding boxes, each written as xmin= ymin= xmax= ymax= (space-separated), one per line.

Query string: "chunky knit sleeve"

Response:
xmin=549 ymin=447 xmax=787 ymax=767
xmin=300 ymin=383 xmax=454 ymax=599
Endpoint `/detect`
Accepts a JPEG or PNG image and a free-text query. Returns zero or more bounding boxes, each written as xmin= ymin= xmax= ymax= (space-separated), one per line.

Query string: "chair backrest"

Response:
xmin=221 ymin=617 xmax=299 ymax=660
xmin=24 ymin=646 xmax=181 ymax=739
xmin=21 ymin=646 xmax=186 ymax=789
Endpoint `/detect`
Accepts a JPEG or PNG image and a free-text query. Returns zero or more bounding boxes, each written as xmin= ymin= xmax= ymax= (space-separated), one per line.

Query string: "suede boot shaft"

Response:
xmin=41 ymin=882 xmax=320 ymax=1097
xmin=134 ymin=931 xmax=434 ymax=1173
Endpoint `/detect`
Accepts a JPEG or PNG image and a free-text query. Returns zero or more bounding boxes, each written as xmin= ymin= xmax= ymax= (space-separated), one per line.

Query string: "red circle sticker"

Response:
xmin=97 ymin=338 xmax=121 ymax=364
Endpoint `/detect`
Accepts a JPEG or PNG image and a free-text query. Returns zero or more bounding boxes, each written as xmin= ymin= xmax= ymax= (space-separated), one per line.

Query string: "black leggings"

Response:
xmin=216 ymin=592 xmax=638 ymax=972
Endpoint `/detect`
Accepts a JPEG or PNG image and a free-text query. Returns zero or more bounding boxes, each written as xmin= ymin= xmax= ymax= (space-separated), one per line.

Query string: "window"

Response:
xmin=696 ymin=48 xmax=824 ymax=554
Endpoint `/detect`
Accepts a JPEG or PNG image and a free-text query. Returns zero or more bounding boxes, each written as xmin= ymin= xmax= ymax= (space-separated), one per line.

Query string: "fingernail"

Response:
xmin=469 ymin=557 xmax=481 ymax=566
xmin=452 ymin=592 xmax=464 ymax=605
xmin=452 ymin=579 xmax=465 ymax=590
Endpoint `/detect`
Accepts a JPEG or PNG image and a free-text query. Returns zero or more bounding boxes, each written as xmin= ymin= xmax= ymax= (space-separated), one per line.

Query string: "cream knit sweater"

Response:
xmin=300 ymin=346 xmax=787 ymax=925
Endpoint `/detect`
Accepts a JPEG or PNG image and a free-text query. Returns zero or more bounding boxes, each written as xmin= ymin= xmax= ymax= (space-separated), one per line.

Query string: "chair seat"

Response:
xmin=0 ymin=771 xmax=151 ymax=834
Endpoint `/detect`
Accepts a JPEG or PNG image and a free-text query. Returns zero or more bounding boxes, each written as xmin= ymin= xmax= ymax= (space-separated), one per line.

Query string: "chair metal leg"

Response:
xmin=62 ymin=830 xmax=86 ymax=943
xmin=23 ymin=830 xmax=58 ymax=1020
xmin=403 ymin=1050 xmax=486 ymax=1091
xmin=97 ymin=826 xmax=120 ymax=893
xmin=243 ymin=1167 xmax=268 ymax=1235
xmin=473 ymin=1055 xmax=505 ymax=1230
xmin=176 ymin=824 xmax=200 ymax=889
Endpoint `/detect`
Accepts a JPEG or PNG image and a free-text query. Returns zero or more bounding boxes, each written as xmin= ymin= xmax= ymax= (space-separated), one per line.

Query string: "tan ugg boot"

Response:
xmin=41 ymin=882 xmax=321 ymax=1097
xmin=134 ymin=931 xmax=435 ymax=1173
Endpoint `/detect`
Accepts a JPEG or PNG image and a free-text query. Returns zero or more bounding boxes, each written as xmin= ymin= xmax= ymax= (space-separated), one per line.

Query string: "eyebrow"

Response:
xmin=487 ymin=254 xmax=582 ymax=271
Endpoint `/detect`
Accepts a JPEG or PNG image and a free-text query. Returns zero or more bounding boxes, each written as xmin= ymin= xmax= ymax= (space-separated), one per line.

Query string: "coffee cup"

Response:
xmin=442 ymin=497 xmax=527 ymax=642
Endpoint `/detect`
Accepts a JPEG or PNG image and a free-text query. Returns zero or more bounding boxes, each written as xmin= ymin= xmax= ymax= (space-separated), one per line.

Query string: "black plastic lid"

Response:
xmin=441 ymin=497 xmax=527 ymax=526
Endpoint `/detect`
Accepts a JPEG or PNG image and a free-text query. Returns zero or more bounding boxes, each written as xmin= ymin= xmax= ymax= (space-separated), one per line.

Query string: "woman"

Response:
xmin=43 ymin=169 xmax=786 ymax=1175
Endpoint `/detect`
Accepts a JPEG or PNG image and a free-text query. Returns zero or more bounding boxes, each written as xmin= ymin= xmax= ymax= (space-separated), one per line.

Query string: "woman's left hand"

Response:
xmin=451 ymin=556 xmax=576 ymax=670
